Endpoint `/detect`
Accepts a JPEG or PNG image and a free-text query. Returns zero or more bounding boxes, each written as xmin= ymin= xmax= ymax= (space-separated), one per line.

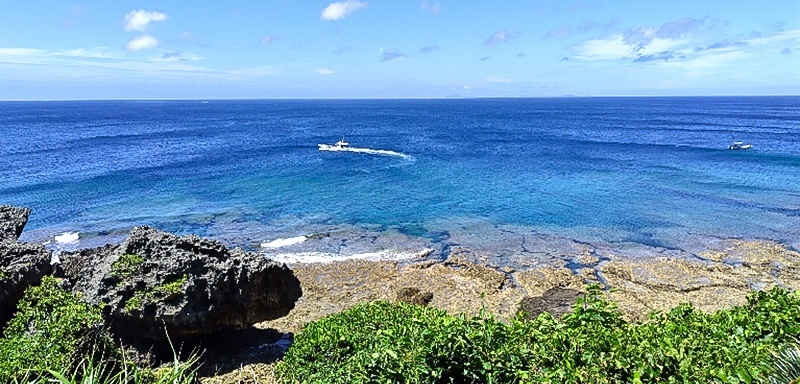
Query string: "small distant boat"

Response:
xmin=318 ymin=138 xmax=350 ymax=151
xmin=728 ymin=141 xmax=752 ymax=150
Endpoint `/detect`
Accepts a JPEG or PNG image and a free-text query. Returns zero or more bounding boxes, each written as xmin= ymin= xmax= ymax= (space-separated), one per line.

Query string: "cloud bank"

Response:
xmin=567 ymin=16 xmax=800 ymax=67
xmin=321 ymin=1 xmax=368 ymax=21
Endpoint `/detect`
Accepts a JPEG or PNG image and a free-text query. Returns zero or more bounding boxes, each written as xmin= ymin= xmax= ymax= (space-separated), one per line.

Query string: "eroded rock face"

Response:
xmin=0 ymin=205 xmax=51 ymax=327
xmin=0 ymin=205 xmax=31 ymax=242
xmin=65 ymin=226 xmax=302 ymax=344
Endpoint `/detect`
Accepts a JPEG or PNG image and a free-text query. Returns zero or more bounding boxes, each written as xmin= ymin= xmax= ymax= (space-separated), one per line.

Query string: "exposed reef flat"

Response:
xmin=202 ymin=238 xmax=800 ymax=383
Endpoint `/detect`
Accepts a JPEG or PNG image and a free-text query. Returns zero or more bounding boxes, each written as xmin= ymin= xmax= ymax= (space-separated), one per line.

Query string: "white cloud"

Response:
xmin=484 ymin=30 xmax=519 ymax=47
xmin=124 ymin=10 xmax=168 ymax=32
xmin=746 ymin=28 xmax=800 ymax=46
xmin=0 ymin=46 xmax=213 ymax=80
xmin=316 ymin=67 xmax=335 ymax=75
xmin=421 ymin=1 xmax=441 ymax=15
xmin=662 ymin=50 xmax=746 ymax=70
xmin=572 ymin=34 xmax=632 ymax=60
xmin=571 ymin=33 xmax=690 ymax=61
xmin=126 ymin=35 xmax=159 ymax=51
xmin=570 ymin=26 xmax=800 ymax=66
xmin=0 ymin=47 xmax=121 ymax=65
xmin=260 ymin=35 xmax=279 ymax=45
xmin=155 ymin=52 xmax=202 ymax=62
xmin=0 ymin=48 xmax=45 ymax=57
xmin=321 ymin=1 xmax=368 ymax=21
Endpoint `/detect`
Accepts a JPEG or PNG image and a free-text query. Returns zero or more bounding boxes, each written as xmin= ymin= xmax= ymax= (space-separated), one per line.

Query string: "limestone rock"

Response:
xmin=65 ymin=226 xmax=302 ymax=344
xmin=517 ymin=287 xmax=581 ymax=320
xmin=0 ymin=205 xmax=51 ymax=327
xmin=396 ymin=287 xmax=433 ymax=306
xmin=0 ymin=205 xmax=31 ymax=242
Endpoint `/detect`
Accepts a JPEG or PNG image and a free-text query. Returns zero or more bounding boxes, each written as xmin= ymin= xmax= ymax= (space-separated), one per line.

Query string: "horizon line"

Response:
xmin=1 ymin=94 xmax=799 ymax=102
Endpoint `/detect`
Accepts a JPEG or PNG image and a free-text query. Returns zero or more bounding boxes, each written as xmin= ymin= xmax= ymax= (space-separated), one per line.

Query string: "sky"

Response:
xmin=0 ymin=0 xmax=798 ymax=99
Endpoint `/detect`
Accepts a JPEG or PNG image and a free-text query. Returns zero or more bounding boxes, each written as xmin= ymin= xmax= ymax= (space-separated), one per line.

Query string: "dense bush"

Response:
xmin=0 ymin=276 xmax=113 ymax=381
xmin=0 ymin=276 xmax=199 ymax=384
xmin=277 ymin=286 xmax=800 ymax=383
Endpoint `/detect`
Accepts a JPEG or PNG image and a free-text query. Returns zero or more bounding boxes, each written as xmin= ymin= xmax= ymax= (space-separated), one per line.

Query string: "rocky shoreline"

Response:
xmin=3 ymin=204 xmax=800 ymax=383
xmin=1 ymin=205 xmax=302 ymax=361
xmin=206 ymin=238 xmax=800 ymax=382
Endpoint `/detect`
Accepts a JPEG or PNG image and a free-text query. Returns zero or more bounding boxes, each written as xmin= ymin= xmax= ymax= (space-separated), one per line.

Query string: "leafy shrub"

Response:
xmin=277 ymin=285 xmax=800 ymax=383
xmin=0 ymin=276 xmax=200 ymax=384
xmin=111 ymin=253 xmax=144 ymax=280
xmin=0 ymin=276 xmax=113 ymax=381
xmin=124 ymin=275 xmax=187 ymax=313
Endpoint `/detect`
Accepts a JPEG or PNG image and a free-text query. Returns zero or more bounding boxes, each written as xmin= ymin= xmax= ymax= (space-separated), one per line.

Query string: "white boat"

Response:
xmin=728 ymin=141 xmax=752 ymax=150
xmin=318 ymin=139 xmax=350 ymax=151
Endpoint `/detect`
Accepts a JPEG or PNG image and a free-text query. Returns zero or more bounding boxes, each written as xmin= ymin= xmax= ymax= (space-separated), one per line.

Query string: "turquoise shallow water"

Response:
xmin=1 ymin=97 xmax=799 ymax=262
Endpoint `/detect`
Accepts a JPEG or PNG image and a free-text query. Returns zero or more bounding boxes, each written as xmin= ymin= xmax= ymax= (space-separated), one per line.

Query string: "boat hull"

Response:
xmin=318 ymin=144 xmax=348 ymax=151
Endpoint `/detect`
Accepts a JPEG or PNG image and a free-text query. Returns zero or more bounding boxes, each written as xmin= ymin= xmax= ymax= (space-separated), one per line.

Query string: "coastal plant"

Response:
xmin=124 ymin=275 xmax=187 ymax=313
xmin=0 ymin=276 xmax=114 ymax=381
xmin=111 ymin=253 xmax=144 ymax=281
xmin=765 ymin=341 xmax=800 ymax=384
xmin=277 ymin=285 xmax=800 ymax=383
xmin=9 ymin=350 xmax=200 ymax=384
xmin=0 ymin=276 xmax=200 ymax=383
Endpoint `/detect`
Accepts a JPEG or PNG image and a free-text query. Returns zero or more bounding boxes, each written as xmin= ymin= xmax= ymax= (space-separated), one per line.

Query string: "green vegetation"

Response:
xmin=111 ymin=253 xmax=144 ymax=281
xmin=9 ymin=354 xmax=200 ymax=384
xmin=5 ymin=274 xmax=800 ymax=383
xmin=0 ymin=276 xmax=198 ymax=384
xmin=124 ymin=275 xmax=187 ymax=313
xmin=0 ymin=276 xmax=112 ymax=381
xmin=765 ymin=342 xmax=800 ymax=384
xmin=125 ymin=291 xmax=146 ymax=313
xmin=277 ymin=285 xmax=800 ymax=383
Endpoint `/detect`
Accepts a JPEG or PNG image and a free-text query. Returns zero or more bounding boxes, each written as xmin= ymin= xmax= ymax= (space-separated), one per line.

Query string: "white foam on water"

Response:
xmin=319 ymin=145 xmax=412 ymax=159
xmin=54 ymin=231 xmax=79 ymax=244
xmin=268 ymin=248 xmax=433 ymax=264
xmin=260 ymin=235 xmax=308 ymax=249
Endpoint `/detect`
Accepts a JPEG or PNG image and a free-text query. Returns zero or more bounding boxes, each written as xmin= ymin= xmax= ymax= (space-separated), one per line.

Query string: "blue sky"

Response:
xmin=1 ymin=1 xmax=798 ymax=99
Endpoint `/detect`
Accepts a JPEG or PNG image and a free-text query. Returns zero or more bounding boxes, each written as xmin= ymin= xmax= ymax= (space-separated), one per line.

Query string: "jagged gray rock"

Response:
xmin=0 ymin=205 xmax=31 ymax=242
xmin=65 ymin=226 xmax=302 ymax=344
xmin=0 ymin=205 xmax=51 ymax=327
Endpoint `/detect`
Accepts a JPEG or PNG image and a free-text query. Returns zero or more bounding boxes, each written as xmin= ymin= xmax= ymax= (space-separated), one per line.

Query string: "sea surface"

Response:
xmin=1 ymin=97 xmax=799 ymax=266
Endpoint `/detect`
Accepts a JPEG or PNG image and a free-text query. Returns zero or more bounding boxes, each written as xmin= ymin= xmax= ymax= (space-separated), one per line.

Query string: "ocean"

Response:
xmin=1 ymin=97 xmax=799 ymax=266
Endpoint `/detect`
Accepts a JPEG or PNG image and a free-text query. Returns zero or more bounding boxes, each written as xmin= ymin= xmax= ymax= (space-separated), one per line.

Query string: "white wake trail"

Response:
xmin=320 ymin=145 xmax=412 ymax=159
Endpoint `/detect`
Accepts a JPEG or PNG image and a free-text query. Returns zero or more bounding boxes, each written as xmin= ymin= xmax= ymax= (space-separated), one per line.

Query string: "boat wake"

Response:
xmin=318 ymin=140 xmax=411 ymax=159
xmin=321 ymin=146 xmax=411 ymax=159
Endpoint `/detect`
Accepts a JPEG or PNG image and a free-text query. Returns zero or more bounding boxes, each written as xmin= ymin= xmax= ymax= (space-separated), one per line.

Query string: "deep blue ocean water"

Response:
xmin=1 ymin=97 xmax=799 ymax=262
